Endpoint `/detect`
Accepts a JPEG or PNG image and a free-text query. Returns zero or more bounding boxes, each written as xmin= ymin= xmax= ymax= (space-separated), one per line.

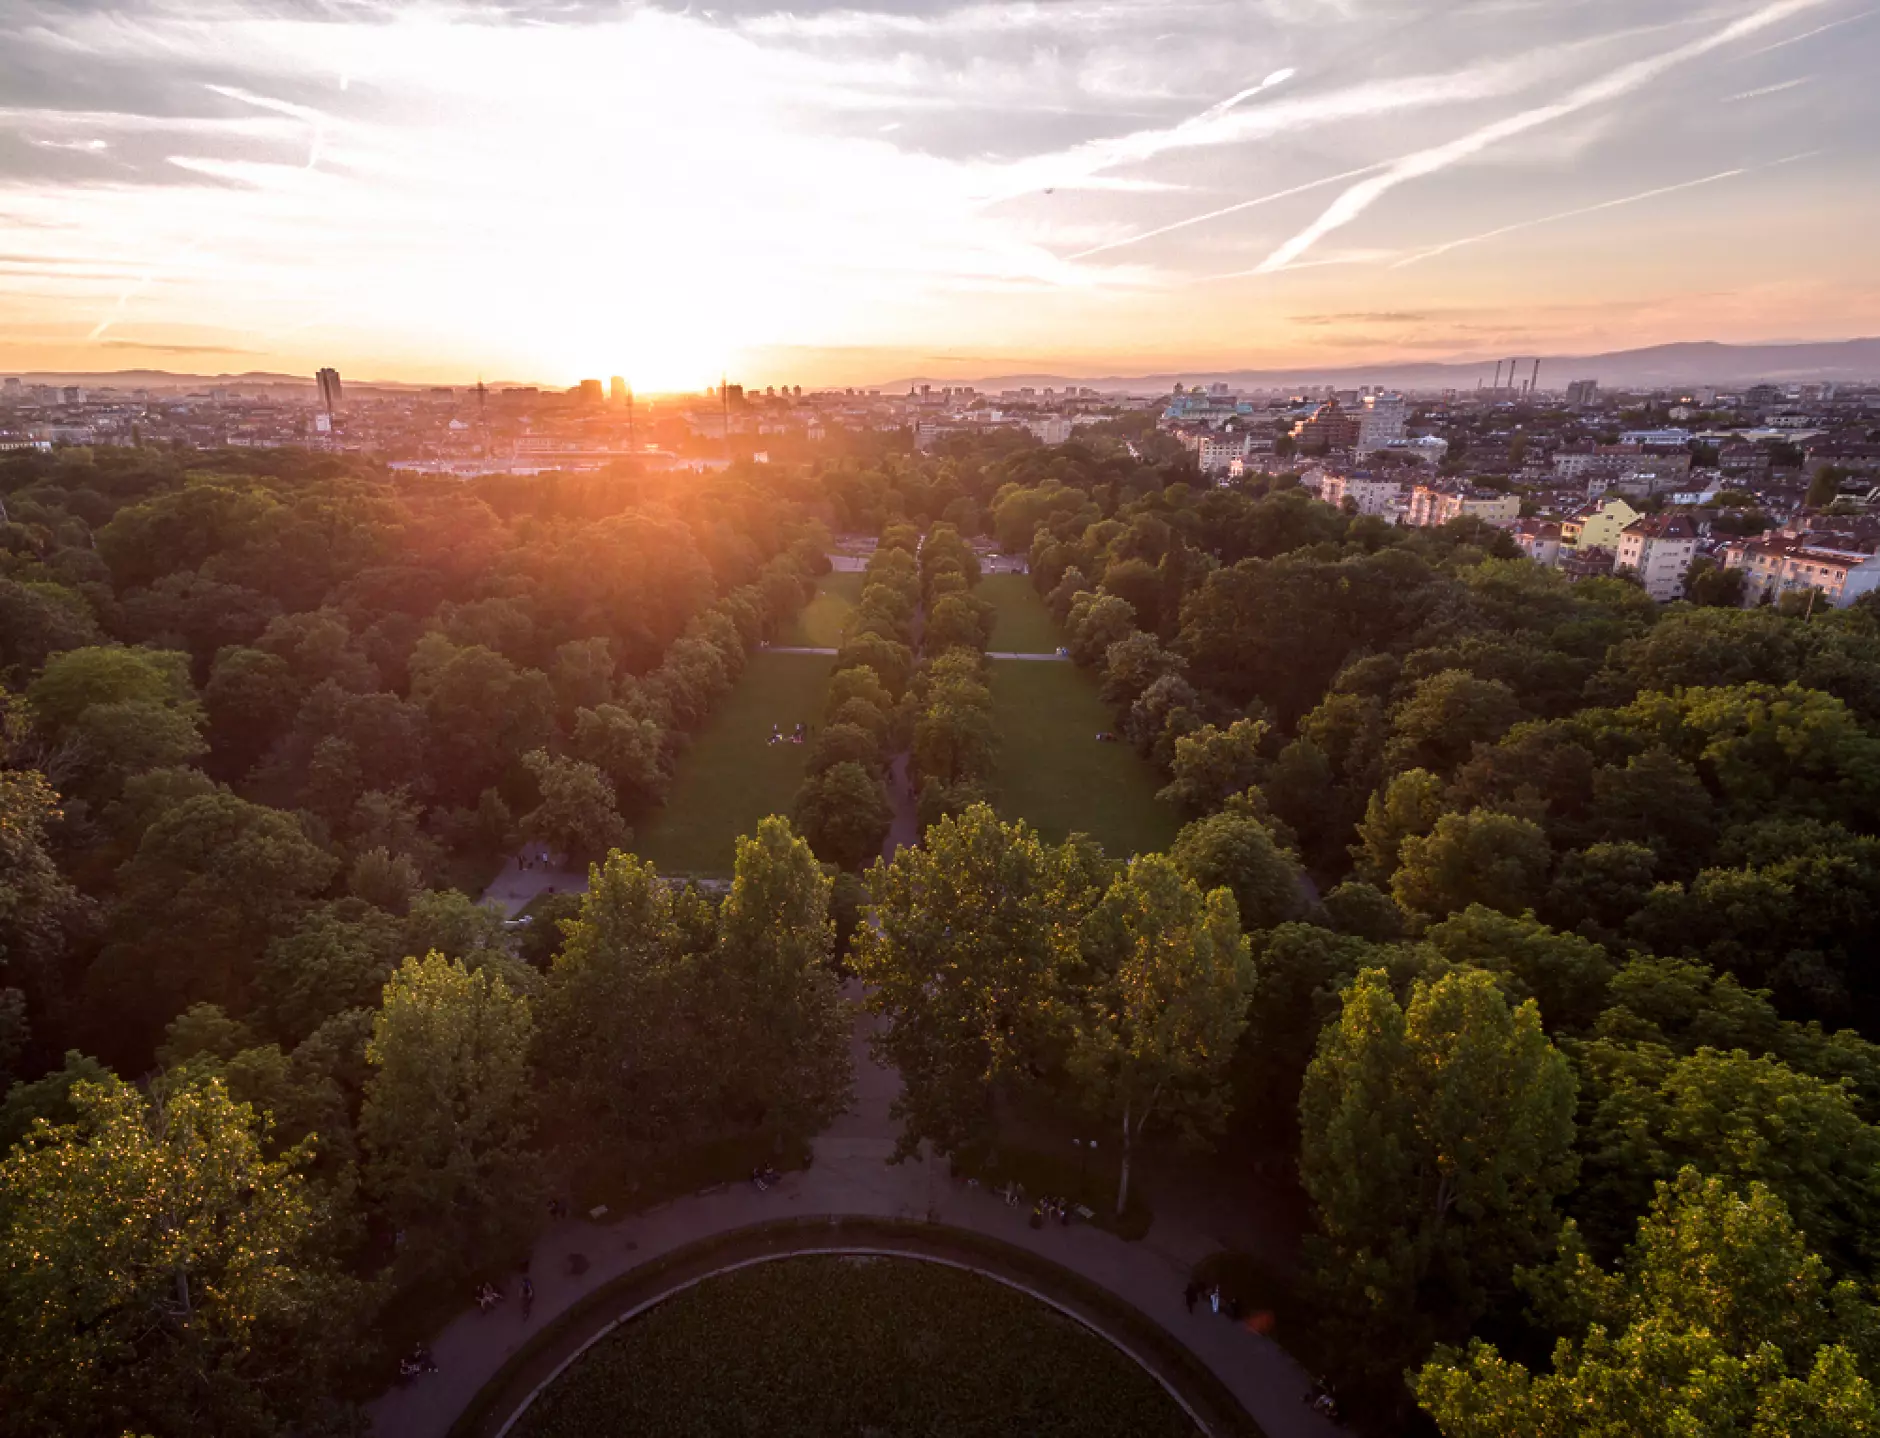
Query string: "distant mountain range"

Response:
xmin=0 ymin=370 xmax=533 ymax=394
xmin=10 ymin=337 xmax=1880 ymax=397
xmin=892 ymin=337 xmax=1880 ymax=393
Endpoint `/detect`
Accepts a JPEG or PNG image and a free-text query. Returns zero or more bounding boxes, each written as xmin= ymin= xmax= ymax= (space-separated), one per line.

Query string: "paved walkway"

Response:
xmin=987 ymin=649 xmax=1069 ymax=661
xmin=760 ymin=644 xmax=838 ymax=656
xmin=367 ymin=998 xmax=1339 ymax=1438
xmin=481 ymin=847 xmax=584 ymax=918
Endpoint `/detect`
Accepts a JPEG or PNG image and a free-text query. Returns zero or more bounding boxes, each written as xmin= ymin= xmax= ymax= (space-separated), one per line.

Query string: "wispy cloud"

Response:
xmin=1249 ymin=0 xmax=1833 ymax=275
xmin=98 ymin=338 xmax=262 ymax=354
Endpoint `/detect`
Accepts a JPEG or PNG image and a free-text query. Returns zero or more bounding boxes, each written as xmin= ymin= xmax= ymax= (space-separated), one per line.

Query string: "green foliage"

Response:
xmin=1393 ymin=810 xmax=1553 ymax=927
xmin=520 ymin=749 xmax=628 ymax=863
xmin=1070 ymin=853 xmax=1254 ymax=1214
xmin=856 ymin=805 xmax=1106 ymax=1160
xmin=1424 ymin=906 xmax=1615 ymax=1033
xmin=1157 ymin=718 xmax=1269 ymax=818
xmin=1300 ymin=968 xmax=1577 ymax=1387
xmin=1169 ymin=808 xmax=1303 ymax=932
xmin=712 ymin=817 xmax=853 ymax=1143
xmin=1417 ymin=1169 xmax=1880 ymax=1437
xmin=0 ymin=1074 xmax=369 ymax=1438
xmin=794 ymin=760 xmax=894 ymax=870
xmin=360 ymin=953 xmax=539 ymax=1279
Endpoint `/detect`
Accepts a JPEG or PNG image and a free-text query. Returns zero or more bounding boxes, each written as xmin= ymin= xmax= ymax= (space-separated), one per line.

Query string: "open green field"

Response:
xmin=511 ymin=1256 xmax=1197 ymax=1438
xmin=989 ymin=661 xmax=1180 ymax=858
xmin=777 ymin=570 xmax=863 ymax=648
xmin=632 ymin=652 xmax=834 ymax=876
xmin=981 ymin=573 xmax=1061 ymax=654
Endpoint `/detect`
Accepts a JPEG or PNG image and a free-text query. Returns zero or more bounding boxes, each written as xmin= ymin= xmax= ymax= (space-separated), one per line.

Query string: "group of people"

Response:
xmin=1304 ymin=1381 xmax=1340 ymax=1420
xmin=1028 ymin=1195 xmax=1075 ymax=1229
xmin=397 ymin=1344 xmax=437 ymax=1381
xmin=767 ymin=721 xmax=807 ymax=747
xmin=473 ymin=1280 xmax=504 ymax=1313
xmin=515 ymin=848 xmax=554 ymax=871
xmin=750 ymin=1162 xmax=784 ymax=1191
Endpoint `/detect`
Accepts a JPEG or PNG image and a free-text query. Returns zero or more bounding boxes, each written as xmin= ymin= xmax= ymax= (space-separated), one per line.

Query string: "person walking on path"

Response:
xmin=1184 ymin=1280 xmax=1200 ymax=1314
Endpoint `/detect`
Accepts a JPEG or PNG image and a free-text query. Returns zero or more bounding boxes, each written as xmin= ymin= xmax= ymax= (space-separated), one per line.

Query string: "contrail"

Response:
xmin=1743 ymin=6 xmax=1875 ymax=53
xmin=1390 ymin=167 xmax=1750 ymax=268
xmin=1249 ymin=0 xmax=1833 ymax=275
xmin=1722 ymin=76 xmax=1810 ymax=100
xmin=1067 ymin=163 xmax=1386 ymax=261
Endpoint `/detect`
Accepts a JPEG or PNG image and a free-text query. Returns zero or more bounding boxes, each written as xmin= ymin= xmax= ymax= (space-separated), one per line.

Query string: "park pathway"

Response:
xmin=367 ymin=996 xmax=1341 ymax=1438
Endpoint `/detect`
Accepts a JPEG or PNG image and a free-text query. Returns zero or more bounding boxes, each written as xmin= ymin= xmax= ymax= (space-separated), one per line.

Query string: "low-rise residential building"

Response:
xmin=1719 ymin=536 xmax=1880 ymax=608
xmin=1560 ymin=496 xmax=1641 ymax=551
xmin=1616 ymin=512 xmax=1700 ymax=601
xmin=1560 ymin=545 xmax=1617 ymax=581
xmin=1321 ymin=470 xmax=1404 ymax=517
xmin=1404 ymin=483 xmax=1519 ymax=528
xmin=1509 ymin=517 xmax=1563 ymax=567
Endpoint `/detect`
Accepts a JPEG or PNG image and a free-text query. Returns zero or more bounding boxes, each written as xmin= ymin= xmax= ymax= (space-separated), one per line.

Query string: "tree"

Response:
xmin=360 ymin=954 xmax=539 ymax=1278
xmin=0 ymin=767 xmax=89 ymax=1033
xmin=1571 ymin=1040 xmax=1880 ymax=1273
xmin=520 ymin=749 xmax=628 ymax=863
xmin=1416 ymin=1170 xmax=1880 ymax=1438
xmin=536 ymin=851 xmax=706 ymax=1144
xmin=1423 ymin=906 xmax=1615 ymax=1033
xmin=91 ymin=792 xmax=339 ymax=1052
xmin=794 ymin=761 xmax=893 ymax=870
xmin=1351 ymin=767 xmax=1450 ymax=884
xmin=1385 ymin=670 xmax=1524 ymax=776
xmin=712 ymin=817 xmax=853 ymax=1145
xmin=1101 ymin=630 xmax=1186 ymax=710
xmin=1300 ymin=968 xmax=1577 ymax=1384
xmin=854 ymin=804 xmax=1105 ymax=1160
xmin=572 ymin=703 xmax=670 ymax=812
xmin=805 ymin=721 xmax=882 ymax=776
xmin=0 ymin=1074 xmax=368 ymax=1438
xmin=1169 ymin=809 xmax=1303 ymax=932
xmin=1069 ymin=855 xmax=1253 ymax=1215
xmin=1065 ymin=591 xmax=1137 ymax=667
xmin=1394 ymin=810 xmax=1552 ymax=927
xmin=1158 ymin=718 xmax=1270 ymax=817
xmin=26 ymin=643 xmax=197 ymax=734
xmin=925 ymin=592 xmax=994 ymax=654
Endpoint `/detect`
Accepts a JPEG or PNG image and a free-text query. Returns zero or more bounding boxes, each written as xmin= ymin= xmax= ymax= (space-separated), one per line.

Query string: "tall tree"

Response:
xmin=0 ymin=1074 xmax=368 ymax=1438
xmin=1300 ymin=967 xmax=1578 ymax=1390
xmin=855 ymin=804 xmax=1106 ymax=1160
xmin=1069 ymin=854 xmax=1254 ymax=1215
xmin=520 ymin=748 xmax=628 ymax=863
xmin=712 ymin=817 xmax=852 ymax=1146
xmin=1416 ymin=1169 xmax=1880 ymax=1437
xmin=536 ymin=852 xmax=706 ymax=1144
xmin=359 ymin=954 xmax=538 ymax=1278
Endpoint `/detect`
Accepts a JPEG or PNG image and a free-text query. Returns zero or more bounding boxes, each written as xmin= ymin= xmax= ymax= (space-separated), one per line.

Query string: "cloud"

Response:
xmin=98 ymin=338 xmax=264 ymax=354
xmin=1292 ymin=310 xmax=1436 ymax=325
xmin=1249 ymin=0 xmax=1834 ymax=274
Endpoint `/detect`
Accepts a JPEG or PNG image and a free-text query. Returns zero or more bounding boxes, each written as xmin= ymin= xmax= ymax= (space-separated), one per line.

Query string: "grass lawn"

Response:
xmin=511 ymin=1257 xmax=1198 ymax=1438
xmin=631 ymin=652 xmax=834 ymax=876
xmin=989 ymin=661 xmax=1181 ymax=858
xmin=981 ymin=572 xmax=1062 ymax=654
xmin=777 ymin=570 xmax=863 ymax=648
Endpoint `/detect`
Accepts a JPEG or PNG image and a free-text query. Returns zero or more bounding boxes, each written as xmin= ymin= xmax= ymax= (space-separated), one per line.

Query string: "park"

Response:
xmin=624 ymin=563 xmax=1176 ymax=875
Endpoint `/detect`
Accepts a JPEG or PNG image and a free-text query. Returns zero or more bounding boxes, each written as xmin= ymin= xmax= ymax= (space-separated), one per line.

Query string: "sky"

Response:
xmin=0 ymin=0 xmax=1875 ymax=391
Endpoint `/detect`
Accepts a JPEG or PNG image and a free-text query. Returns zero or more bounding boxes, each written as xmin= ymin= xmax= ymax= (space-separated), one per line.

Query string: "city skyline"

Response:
xmin=2 ymin=0 xmax=1876 ymax=390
